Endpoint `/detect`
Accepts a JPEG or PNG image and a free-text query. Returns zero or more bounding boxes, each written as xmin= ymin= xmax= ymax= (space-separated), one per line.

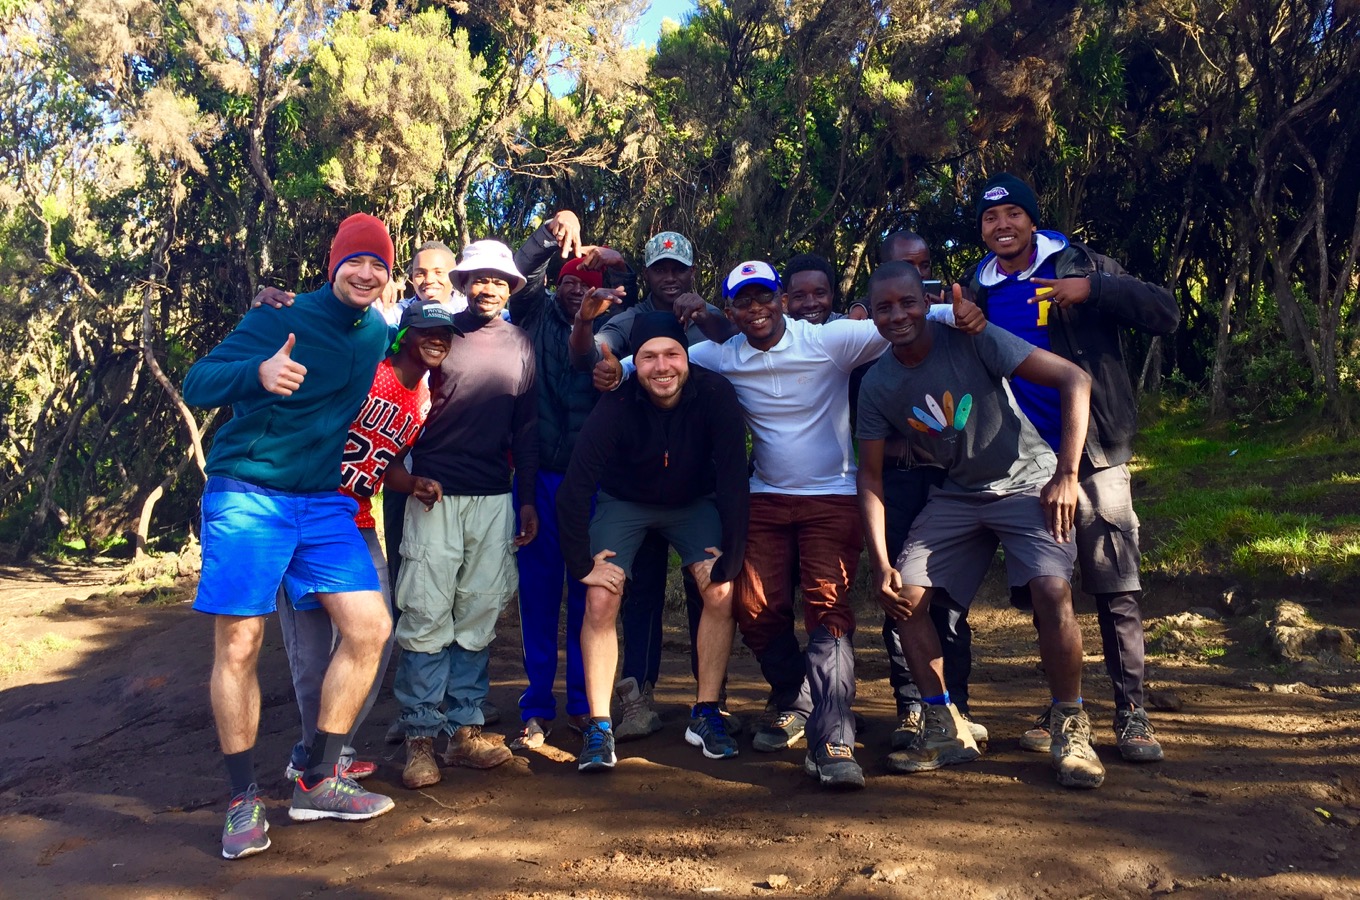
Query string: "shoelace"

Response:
xmin=619 ymin=691 xmax=648 ymax=719
xmin=1031 ymin=707 xmax=1052 ymax=732
xmin=1056 ymin=709 xmax=1093 ymax=749
xmin=226 ymin=787 xmax=263 ymax=833
xmin=1118 ymin=710 xmax=1155 ymax=742
xmin=584 ymin=724 xmax=609 ymax=754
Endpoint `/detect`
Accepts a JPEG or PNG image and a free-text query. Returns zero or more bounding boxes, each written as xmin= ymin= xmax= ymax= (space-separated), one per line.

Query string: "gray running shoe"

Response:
xmin=752 ymin=710 xmax=807 ymax=752
xmin=289 ymin=769 xmax=396 ymax=822
xmin=481 ymin=700 xmax=501 ymax=726
xmin=804 ymin=742 xmax=865 ymax=790
xmin=385 ymin=718 xmax=406 ymax=745
xmin=221 ymin=785 xmax=270 ymax=860
xmin=1114 ymin=706 xmax=1164 ymax=762
xmin=613 ymin=677 xmax=662 ymax=741
xmin=1050 ymin=705 xmax=1106 ymax=789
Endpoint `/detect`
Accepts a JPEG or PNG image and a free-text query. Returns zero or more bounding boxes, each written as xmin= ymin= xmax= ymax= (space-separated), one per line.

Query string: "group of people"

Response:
xmin=184 ymin=172 xmax=1180 ymax=861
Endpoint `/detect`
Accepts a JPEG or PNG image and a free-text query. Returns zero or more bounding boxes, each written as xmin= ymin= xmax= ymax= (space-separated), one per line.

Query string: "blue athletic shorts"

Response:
xmin=194 ymin=476 xmax=380 ymax=617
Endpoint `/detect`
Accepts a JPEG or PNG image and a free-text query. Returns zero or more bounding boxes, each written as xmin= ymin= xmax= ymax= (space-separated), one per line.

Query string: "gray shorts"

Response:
xmin=1074 ymin=462 xmax=1142 ymax=593
xmin=897 ymin=486 xmax=1078 ymax=607
xmin=589 ymin=492 xmax=722 ymax=580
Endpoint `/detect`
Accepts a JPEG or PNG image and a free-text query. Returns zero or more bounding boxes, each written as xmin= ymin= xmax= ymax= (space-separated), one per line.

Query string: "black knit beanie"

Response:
xmin=975 ymin=173 xmax=1041 ymax=233
xmin=630 ymin=310 xmax=689 ymax=354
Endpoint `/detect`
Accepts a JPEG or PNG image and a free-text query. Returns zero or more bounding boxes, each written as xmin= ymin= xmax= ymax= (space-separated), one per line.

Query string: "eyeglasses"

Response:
xmin=729 ymin=290 xmax=780 ymax=311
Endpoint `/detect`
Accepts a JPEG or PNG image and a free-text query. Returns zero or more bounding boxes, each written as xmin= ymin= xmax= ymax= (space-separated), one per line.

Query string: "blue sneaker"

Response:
xmin=221 ymin=784 xmax=270 ymax=860
xmin=685 ymin=703 xmax=739 ymax=759
xmin=578 ymin=719 xmax=617 ymax=773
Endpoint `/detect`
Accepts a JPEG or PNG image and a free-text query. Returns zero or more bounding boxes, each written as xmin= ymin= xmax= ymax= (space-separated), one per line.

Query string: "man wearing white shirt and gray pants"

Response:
xmin=675 ymin=261 xmax=983 ymax=788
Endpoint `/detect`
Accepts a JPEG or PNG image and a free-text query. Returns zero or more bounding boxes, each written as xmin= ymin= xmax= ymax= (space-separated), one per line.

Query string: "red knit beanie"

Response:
xmin=328 ymin=214 xmax=395 ymax=283
xmin=557 ymin=255 xmax=604 ymax=290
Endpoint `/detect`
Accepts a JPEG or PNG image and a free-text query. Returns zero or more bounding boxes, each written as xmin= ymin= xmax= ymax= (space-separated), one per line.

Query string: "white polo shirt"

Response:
xmin=687 ymin=310 xmax=952 ymax=496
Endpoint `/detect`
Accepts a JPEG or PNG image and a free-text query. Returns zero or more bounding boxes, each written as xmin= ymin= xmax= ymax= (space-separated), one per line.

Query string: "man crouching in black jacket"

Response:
xmin=557 ymin=311 xmax=750 ymax=774
xmin=968 ymin=173 xmax=1180 ymax=764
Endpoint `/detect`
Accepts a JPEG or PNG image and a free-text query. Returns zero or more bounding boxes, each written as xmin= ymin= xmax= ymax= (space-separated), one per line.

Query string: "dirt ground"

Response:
xmin=1 ymin=559 xmax=1358 ymax=899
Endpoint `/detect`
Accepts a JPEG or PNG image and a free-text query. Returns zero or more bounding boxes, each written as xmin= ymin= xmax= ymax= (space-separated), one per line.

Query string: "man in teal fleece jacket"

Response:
xmin=182 ymin=213 xmax=398 ymax=860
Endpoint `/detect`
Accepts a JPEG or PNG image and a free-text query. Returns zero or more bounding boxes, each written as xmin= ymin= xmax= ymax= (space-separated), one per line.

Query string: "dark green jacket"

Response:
xmin=183 ymin=285 xmax=388 ymax=492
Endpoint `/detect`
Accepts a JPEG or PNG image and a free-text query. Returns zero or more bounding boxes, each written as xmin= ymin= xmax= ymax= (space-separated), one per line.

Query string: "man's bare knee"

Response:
xmin=1028 ymin=577 xmax=1073 ymax=621
xmin=322 ymin=591 xmax=390 ymax=653
xmin=214 ymin=616 xmax=264 ymax=671
xmin=584 ymin=588 xmax=620 ymax=626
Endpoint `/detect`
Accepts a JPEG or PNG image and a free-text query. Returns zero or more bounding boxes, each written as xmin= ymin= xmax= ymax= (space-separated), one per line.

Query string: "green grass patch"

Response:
xmin=1134 ymin=402 xmax=1360 ymax=581
xmin=0 ymin=632 xmax=77 ymax=678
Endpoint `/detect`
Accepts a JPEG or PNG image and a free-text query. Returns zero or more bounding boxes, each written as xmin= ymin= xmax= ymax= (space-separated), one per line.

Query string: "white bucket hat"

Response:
xmin=451 ymin=240 xmax=526 ymax=293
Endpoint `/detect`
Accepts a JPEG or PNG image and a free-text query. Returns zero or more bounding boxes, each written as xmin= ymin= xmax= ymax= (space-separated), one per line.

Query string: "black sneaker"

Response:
xmin=804 ymin=742 xmax=865 ymax=790
xmin=578 ymin=720 xmax=617 ymax=772
xmin=685 ymin=703 xmax=739 ymax=759
xmin=752 ymin=710 xmax=807 ymax=752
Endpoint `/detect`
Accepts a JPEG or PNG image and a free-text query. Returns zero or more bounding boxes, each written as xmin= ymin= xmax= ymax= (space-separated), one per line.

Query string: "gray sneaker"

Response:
xmin=613 ymin=677 xmax=662 ymax=742
xmin=752 ymin=710 xmax=807 ymax=752
xmin=1050 ymin=704 xmax=1105 ymax=789
xmin=1114 ymin=706 xmax=1164 ymax=762
xmin=221 ymin=785 xmax=270 ymax=860
xmin=886 ymin=703 xmax=981 ymax=773
xmin=289 ymin=770 xmax=396 ymax=822
xmin=385 ymin=718 xmax=405 ymax=745
xmin=804 ymin=742 xmax=865 ymax=790
xmin=481 ymin=700 xmax=501 ymax=726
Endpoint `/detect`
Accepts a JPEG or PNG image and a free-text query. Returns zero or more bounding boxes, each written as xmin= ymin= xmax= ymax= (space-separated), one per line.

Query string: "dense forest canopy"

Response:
xmin=0 ymin=0 xmax=1356 ymax=555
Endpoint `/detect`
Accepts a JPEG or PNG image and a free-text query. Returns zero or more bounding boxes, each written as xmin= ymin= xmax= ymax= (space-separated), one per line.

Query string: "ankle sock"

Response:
xmin=224 ymin=749 xmax=256 ymax=798
xmin=590 ymin=716 xmax=612 ymax=731
xmin=302 ymin=731 xmax=348 ymax=783
xmin=921 ymin=693 xmax=951 ymax=707
xmin=1054 ymin=697 xmax=1084 ymax=709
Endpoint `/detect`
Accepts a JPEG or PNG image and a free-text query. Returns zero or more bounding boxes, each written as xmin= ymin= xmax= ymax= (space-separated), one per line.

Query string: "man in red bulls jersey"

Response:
xmin=276 ymin=301 xmax=455 ymax=789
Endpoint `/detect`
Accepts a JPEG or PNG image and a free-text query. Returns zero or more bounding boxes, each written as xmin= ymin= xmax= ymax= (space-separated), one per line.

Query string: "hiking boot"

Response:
xmin=285 ymin=745 xmax=376 ymax=782
xmin=752 ymin=710 xmax=807 ymax=752
xmin=481 ymin=700 xmax=501 ymax=726
xmin=804 ymin=742 xmax=865 ymax=790
xmin=578 ymin=719 xmax=617 ymax=772
xmin=886 ymin=703 xmax=980 ymax=773
xmin=402 ymin=736 xmax=441 ymax=789
xmin=221 ymin=784 xmax=270 ymax=860
xmin=442 ymin=725 xmax=513 ymax=769
xmin=685 ymin=703 xmax=739 ymax=759
xmin=959 ymin=712 xmax=989 ymax=748
xmin=613 ymin=677 xmax=662 ymax=742
xmin=1050 ymin=704 xmax=1106 ymax=789
xmin=385 ymin=718 xmax=405 ymax=745
xmin=1019 ymin=705 xmax=1053 ymax=752
xmin=891 ymin=701 xmax=925 ymax=751
xmin=1114 ymin=706 xmax=1164 ymax=762
xmin=289 ymin=769 xmax=395 ymax=822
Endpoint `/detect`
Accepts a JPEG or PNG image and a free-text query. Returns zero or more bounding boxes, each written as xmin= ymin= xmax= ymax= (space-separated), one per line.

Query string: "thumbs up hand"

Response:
xmin=593 ymin=342 xmax=625 ymax=392
xmin=259 ymin=333 xmax=308 ymax=396
xmin=950 ymin=283 xmax=986 ymax=335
